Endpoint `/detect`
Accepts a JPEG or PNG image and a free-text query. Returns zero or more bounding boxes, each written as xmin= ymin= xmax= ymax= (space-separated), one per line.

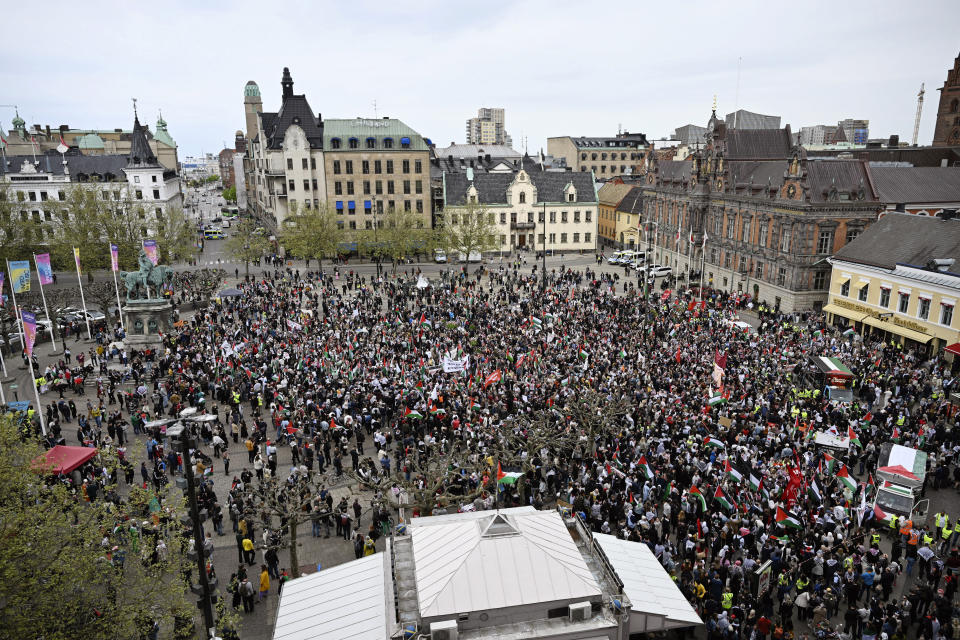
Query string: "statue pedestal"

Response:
xmin=122 ymin=298 xmax=173 ymax=349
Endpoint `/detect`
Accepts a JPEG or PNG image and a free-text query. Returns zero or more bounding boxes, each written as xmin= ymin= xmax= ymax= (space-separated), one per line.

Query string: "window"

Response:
xmin=519 ymin=192 xmax=526 ymax=204
xmin=331 ymin=138 xmax=341 ymax=149
xmin=539 ymin=233 xmax=545 ymax=244
xmin=288 ymin=179 xmax=295 ymax=191
xmin=817 ymin=229 xmax=833 ymax=254
xmin=561 ymin=233 xmax=568 ymax=243
xmin=500 ymin=212 xmax=507 ymax=224
xmin=345 ymin=161 xmax=353 ymax=174
xmin=312 ymin=179 xmax=318 ymax=190
xmin=287 ymin=158 xmax=293 ymax=170
xmin=918 ymin=297 xmax=930 ymax=320
xmin=898 ymin=292 xmax=910 ymax=314
xmin=840 ymin=280 xmax=850 ymax=297
xmin=151 ymin=189 xmax=159 ymax=200
xmin=726 ymin=215 xmax=735 ymax=239
xmin=404 ymin=200 xmax=411 ymax=212
xmin=568 ymin=193 xmax=575 ymax=202
xmin=335 ymin=182 xmax=342 ymax=195
xmin=574 ymin=211 xmax=581 ymax=223
xmin=302 ymin=158 xmax=308 ymax=170
xmin=363 ymin=181 xmax=371 ymax=195
xmin=388 ymin=200 xmax=395 ymax=212
xmin=349 ymin=220 xmax=357 ymax=230
xmin=858 ymin=284 xmax=869 ymax=302
xmin=386 ymin=160 xmax=394 ymax=173
xmin=133 ymin=176 xmax=140 ymax=184
xmin=755 ymin=262 xmax=763 ymax=278
xmin=349 ymin=138 xmax=359 ymax=149
xmin=714 ymin=214 xmax=722 ymax=236
xmin=362 ymin=160 xmax=370 ymax=174
xmin=846 ymin=228 xmax=860 ymax=244
xmin=561 ymin=211 xmax=568 ymax=223
xmin=403 ymin=180 xmax=411 ymax=194
xmin=549 ymin=233 xmax=556 ymax=244
xmin=402 ymin=160 xmax=410 ymax=174
xmin=311 ymin=158 xmax=317 ymax=170
xmin=416 ymin=200 xmax=423 ymax=213
xmin=879 ymin=287 xmax=891 ymax=308
xmin=780 ymin=227 xmax=791 ymax=252
xmin=374 ymin=160 xmax=382 ymax=174
xmin=347 ymin=182 xmax=354 ymax=195
xmin=549 ymin=211 xmax=556 ymax=223
xmin=304 ymin=179 xmax=310 ymax=191
xmin=337 ymin=221 xmax=345 ymax=230
xmin=538 ymin=211 xmax=545 ymax=223
xmin=333 ymin=161 xmax=341 ymax=175
xmin=383 ymin=138 xmax=393 ymax=149
xmin=757 ymin=220 xmax=768 ymax=247
xmin=135 ymin=190 xmax=143 ymax=200
xmin=941 ymin=303 xmax=954 ymax=326
xmin=415 ymin=160 xmax=422 ymax=173
xmin=501 ymin=234 xmax=507 ymax=245
xmin=724 ymin=252 xmax=732 ymax=269
xmin=739 ymin=256 xmax=747 ymax=273
xmin=387 ymin=181 xmax=395 ymax=195
xmin=415 ymin=180 xmax=423 ymax=194
xmin=375 ymin=180 xmax=383 ymax=195
xmin=586 ymin=210 xmax=592 ymax=223
xmin=585 ymin=232 xmax=591 ymax=243
xmin=573 ymin=233 xmax=580 ymax=243
xmin=741 ymin=218 xmax=751 ymax=243
xmin=366 ymin=137 xmax=376 ymax=149
xmin=151 ymin=175 xmax=157 ymax=183
xmin=58 ymin=190 xmax=65 ymax=201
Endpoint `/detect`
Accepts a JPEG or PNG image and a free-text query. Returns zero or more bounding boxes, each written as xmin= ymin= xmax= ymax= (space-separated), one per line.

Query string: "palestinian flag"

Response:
xmin=807 ymin=479 xmax=823 ymax=503
xmin=430 ymin=408 xmax=447 ymax=416
xmin=703 ymin=436 xmax=725 ymax=448
xmin=689 ymin=486 xmax=707 ymax=511
xmin=873 ymin=504 xmax=888 ymax=522
xmin=619 ymin=349 xmax=627 ymax=359
xmin=497 ymin=462 xmax=522 ymax=485
xmin=747 ymin=473 xmax=761 ymax=492
xmin=724 ymin=460 xmax=743 ymax=483
xmin=757 ymin=479 xmax=771 ymax=502
xmin=638 ymin=455 xmax=655 ymax=480
xmin=866 ymin=474 xmax=875 ymax=494
xmin=775 ymin=506 xmax=802 ymax=529
xmin=663 ymin=481 xmax=674 ymax=500
xmin=837 ymin=465 xmax=857 ymax=492
xmin=822 ymin=452 xmax=837 ymax=474
xmin=578 ymin=349 xmax=589 ymax=361
xmin=843 ymin=327 xmax=856 ymax=337
xmin=861 ymin=412 xmax=873 ymax=425
xmin=530 ymin=316 xmax=543 ymax=329
xmin=848 ymin=426 xmax=861 ymax=448
xmin=404 ymin=407 xmax=424 ymax=420
xmin=707 ymin=393 xmax=727 ymax=407
xmin=714 ymin=487 xmax=736 ymax=511
xmin=812 ymin=329 xmax=823 ymax=339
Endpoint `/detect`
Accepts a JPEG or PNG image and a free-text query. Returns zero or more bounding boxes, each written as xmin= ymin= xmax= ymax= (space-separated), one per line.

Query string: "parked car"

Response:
xmin=434 ymin=250 xmax=447 ymax=263
xmin=647 ymin=265 xmax=673 ymax=278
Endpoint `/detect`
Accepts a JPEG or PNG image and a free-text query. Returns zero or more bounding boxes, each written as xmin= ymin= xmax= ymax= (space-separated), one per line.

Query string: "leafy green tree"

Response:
xmin=49 ymin=184 xmax=114 ymax=272
xmin=155 ymin=206 xmax=198 ymax=265
xmin=221 ymin=186 xmax=237 ymax=203
xmin=378 ymin=209 xmax=430 ymax=270
xmin=438 ymin=202 xmax=499 ymax=273
xmin=224 ymin=219 xmax=269 ymax=277
xmin=0 ymin=416 xmax=194 ymax=639
xmin=279 ymin=203 xmax=343 ymax=268
xmin=0 ymin=182 xmax=44 ymax=264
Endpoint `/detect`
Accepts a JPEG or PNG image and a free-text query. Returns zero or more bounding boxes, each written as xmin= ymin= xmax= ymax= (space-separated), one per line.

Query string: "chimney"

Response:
xmin=888 ymin=135 xmax=899 ymax=147
xmin=59 ymin=125 xmax=69 ymax=133
xmin=45 ymin=125 xmax=51 ymax=136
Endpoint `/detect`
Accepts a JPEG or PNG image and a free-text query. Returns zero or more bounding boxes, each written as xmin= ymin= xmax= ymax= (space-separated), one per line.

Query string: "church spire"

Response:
xmin=127 ymin=108 xmax=158 ymax=167
xmin=281 ymin=67 xmax=294 ymax=99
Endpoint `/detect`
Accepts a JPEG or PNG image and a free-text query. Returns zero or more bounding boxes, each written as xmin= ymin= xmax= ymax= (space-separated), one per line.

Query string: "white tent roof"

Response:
xmin=593 ymin=534 xmax=701 ymax=631
xmin=273 ymin=549 xmax=394 ymax=640
xmin=409 ymin=507 xmax=601 ymax=619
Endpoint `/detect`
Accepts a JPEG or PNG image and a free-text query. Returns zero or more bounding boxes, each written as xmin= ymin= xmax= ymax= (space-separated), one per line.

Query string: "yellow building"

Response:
xmin=825 ymin=213 xmax=960 ymax=352
xmin=597 ymin=182 xmax=632 ymax=247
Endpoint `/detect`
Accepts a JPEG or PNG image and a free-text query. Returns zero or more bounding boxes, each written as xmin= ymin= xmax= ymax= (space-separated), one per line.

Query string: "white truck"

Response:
xmin=873 ymin=443 xmax=929 ymax=528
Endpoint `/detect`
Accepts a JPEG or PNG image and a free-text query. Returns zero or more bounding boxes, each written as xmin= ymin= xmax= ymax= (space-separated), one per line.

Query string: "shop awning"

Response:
xmin=861 ymin=315 xmax=932 ymax=344
xmin=945 ymin=343 xmax=960 ymax=356
xmin=822 ymin=304 xmax=867 ymax=322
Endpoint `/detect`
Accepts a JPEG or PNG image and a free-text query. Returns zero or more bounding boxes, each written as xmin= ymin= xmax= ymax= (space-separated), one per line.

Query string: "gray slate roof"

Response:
xmin=261 ymin=94 xmax=324 ymax=150
xmin=833 ymin=212 xmax=960 ymax=270
xmin=806 ymin=146 xmax=960 ymax=167
xmin=869 ymin=167 xmax=960 ymax=205
xmin=806 ymin=159 xmax=877 ymax=203
xmin=1 ymin=152 xmax=129 ymax=181
xmin=727 ymin=160 xmax=787 ymax=188
xmin=617 ymin=187 xmax=645 ymax=214
xmin=127 ymin=115 xmax=160 ymax=168
xmin=725 ymin=129 xmax=792 ymax=160
xmin=657 ymin=160 xmax=692 ymax=182
xmin=444 ymin=169 xmax=597 ymax=206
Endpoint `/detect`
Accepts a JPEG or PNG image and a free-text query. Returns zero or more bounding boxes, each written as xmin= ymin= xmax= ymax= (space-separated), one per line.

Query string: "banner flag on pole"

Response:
xmin=143 ymin=240 xmax=158 ymax=266
xmin=10 ymin=261 xmax=30 ymax=293
xmin=73 ymin=247 xmax=82 ymax=274
xmin=35 ymin=253 xmax=53 ymax=285
xmin=22 ymin=311 xmax=36 ymax=357
xmin=110 ymin=243 xmax=119 ymax=272
xmin=0 ymin=271 xmax=4 ymax=306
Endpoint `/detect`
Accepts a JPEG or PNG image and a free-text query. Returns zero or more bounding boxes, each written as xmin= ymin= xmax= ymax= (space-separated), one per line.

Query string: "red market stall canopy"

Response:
xmin=946 ymin=343 xmax=960 ymax=356
xmin=877 ymin=464 xmax=920 ymax=482
xmin=34 ymin=445 xmax=98 ymax=475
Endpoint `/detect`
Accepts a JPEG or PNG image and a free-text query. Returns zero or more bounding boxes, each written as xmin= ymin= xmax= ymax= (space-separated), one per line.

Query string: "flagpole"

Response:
xmin=5 ymin=260 xmax=25 ymax=347
xmin=32 ymin=254 xmax=60 ymax=353
xmin=73 ymin=249 xmax=92 ymax=340
xmin=110 ymin=243 xmax=125 ymax=332
xmin=22 ymin=314 xmax=46 ymax=435
xmin=699 ymin=236 xmax=706 ymax=303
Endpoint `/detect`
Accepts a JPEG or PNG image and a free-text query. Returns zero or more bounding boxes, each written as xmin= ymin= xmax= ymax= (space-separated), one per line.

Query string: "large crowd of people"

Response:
xmin=22 ymin=257 xmax=960 ymax=640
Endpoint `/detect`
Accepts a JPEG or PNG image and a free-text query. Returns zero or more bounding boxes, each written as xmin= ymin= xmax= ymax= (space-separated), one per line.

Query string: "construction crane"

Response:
xmin=912 ymin=83 xmax=925 ymax=146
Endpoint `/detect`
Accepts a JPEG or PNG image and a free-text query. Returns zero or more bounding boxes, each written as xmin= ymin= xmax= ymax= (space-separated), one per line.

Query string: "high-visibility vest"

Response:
xmin=871 ymin=533 xmax=881 ymax=546
xmin=890 ymin=515 xmax=899 ymax=529
xmin=722 ymin=592 xmax=733 ymax=609
xmin=923 ymin=533 xmax=934 ymax=545
xmin=936 ymin=513 xmax=947 ymax=528
xmin=897 ymin=416 xmax=905 ymax=426
xmin=900 ymin=520 xmax=914 ymax=535
xmin=942 ymin=526 xmax=952 ymax=540
xmin=908 ymin=531 xmax=920 ymax=546
xmin=953 ymin=521 xmax=960 ymax=534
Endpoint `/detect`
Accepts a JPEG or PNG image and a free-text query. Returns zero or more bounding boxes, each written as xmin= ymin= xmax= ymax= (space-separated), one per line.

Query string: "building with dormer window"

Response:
xmin=640 ymin=109 xmax=882 ymax=311
xmin=442 ymin=159 xmax=598 ymax=254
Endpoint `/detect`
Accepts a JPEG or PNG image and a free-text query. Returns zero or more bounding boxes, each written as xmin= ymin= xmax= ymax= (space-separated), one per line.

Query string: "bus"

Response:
xmin=203 ymin=228 xmax=226 ymax=240
xmin=802 ymin=355 xmax=855 ymax=403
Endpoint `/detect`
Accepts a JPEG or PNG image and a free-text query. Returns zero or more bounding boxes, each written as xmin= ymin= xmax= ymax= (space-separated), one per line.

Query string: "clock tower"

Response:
xmin=932 ymin=52 xmax=960 ymax=147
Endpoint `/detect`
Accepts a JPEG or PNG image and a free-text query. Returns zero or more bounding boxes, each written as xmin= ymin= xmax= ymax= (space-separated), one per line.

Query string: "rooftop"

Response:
xmin=833 ymin=212 xmax=960 ymax=271
xmin=323 ymin=118 xmax=428 ymax=151
xmin=869 ymin=166 xmax=960 ymax=205
xmin=444 ymin=167 xmax=598 ymax=206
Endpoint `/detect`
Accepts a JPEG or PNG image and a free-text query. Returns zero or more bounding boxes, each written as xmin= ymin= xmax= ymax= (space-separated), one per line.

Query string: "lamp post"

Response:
xmin=372 ymin=202 xmax=382 ymax=278
xmin=167 ymin=422 xmax=216 ymax=638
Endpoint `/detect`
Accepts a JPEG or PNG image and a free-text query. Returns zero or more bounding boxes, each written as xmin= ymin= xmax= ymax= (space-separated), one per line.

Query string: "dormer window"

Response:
xmin=400 ymin=137 xmax=411 ymax=148
xmin=348 ymin=137 xmax=359 ymax=149
xmin=519 ymin=192 xmax=526 ymax=204
xmin=383 ymin=137 xmax=394 ymax=149
xmin=331 ymin=138 xmax=341 ymax=149
xmin=568 ymin=193 xmax=574 ymax=202
xmin=366 ymin=137 xmax=376 ymax=149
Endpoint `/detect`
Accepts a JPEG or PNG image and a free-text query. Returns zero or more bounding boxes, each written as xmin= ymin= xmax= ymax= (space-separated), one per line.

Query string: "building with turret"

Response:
xmin=933 ymin=51 xmax=960 ymax=147
xmin=1 ymin=109 xmax=179 ymax=171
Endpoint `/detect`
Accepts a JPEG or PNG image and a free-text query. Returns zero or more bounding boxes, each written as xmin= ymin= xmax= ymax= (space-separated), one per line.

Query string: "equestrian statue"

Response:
xmin=119 ymin=249 xmax=174 ymax=300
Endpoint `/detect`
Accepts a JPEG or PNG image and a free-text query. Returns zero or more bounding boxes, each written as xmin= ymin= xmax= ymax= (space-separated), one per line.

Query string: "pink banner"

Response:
xmin=110 ymin=243 xmax=119 ymax=272
xmin=22 ymin=310 xmax=36 ymax=358
xmin=143 ymin=240 xmax=158 ymax=266
xmin=35 ymin=253 xmax=53 ymax=285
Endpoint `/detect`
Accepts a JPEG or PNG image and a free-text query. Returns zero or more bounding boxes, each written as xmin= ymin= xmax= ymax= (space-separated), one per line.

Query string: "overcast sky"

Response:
xmin=3 ymin=1 xmax=958 ymax=157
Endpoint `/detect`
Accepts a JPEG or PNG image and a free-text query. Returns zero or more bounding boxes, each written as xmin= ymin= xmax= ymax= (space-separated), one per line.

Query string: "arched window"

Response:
xmin=519 ymin=192 xmax=526 ymax=204
xmin=331 ymin=138 xmax=341 ymax=149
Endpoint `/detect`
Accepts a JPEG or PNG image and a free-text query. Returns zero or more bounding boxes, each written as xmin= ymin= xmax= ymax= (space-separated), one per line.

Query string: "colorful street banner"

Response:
xmin=0 ymin=271 xmax=4 ymax=306
xmin=10 ymin=261 xmax=30 ymax=293
xmin=110 ymin=243 xmax=119 ymax=272
xmin=143 ymin=240 xmax=158 ymax=266
xmin=22 ymin=310 xmax=37 ymax=357
xmin=35 ymin=253 xmax=53 ymax=285
xmin=73 ymin=247 xmax=82 ymax=274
